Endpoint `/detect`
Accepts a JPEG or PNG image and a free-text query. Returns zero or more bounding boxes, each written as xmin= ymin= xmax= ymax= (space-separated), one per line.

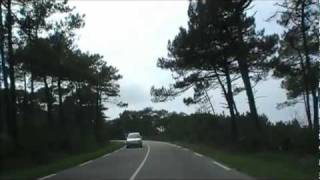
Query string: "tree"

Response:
xmin=18 ymin=0 xmax=73 ymax=95
xmin=0 ymin=1 xmax=9 ymax=134
xmin=92 ymin=56 xmax=122 ymax=143
xmin=271 ymin=0 xmax=319 ymax=150
xmin=0 ymin=0 xmax=124 ymax=157
xmin=13 ymin=0 xmax=85 ymax=149
xmin=228 ymin=0 xmax=279 ymax=130
xmin=151 ymin=0 xmax=278 ymax=141
xmin=4 ymin=0 xmax=19 ymax=148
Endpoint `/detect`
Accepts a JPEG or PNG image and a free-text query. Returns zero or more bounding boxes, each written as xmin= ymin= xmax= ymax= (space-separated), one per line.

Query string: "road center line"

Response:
xmin=129 ymin=144 xmax=150 ymax=180
xmin=212 ymin=161 xmax=231 ymax=171
xmin=194 ymin=152 xmax=203 ymax=157
xmin=79 ymin=160 xmax=93 ymax=167
xmin=38 ymin=173 xmax=56 ymax=180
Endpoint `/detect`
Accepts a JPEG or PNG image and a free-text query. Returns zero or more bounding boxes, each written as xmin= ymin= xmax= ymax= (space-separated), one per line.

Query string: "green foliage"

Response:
xmin=108 ymin=108 xmax=314 ymax=153
xmin=151 ymin=0 xmax=279 ymax=140
xmin=271 ymin=0 xmax=319 ymax=131
xmin=0 ymin=0 xmax=125 ymax=171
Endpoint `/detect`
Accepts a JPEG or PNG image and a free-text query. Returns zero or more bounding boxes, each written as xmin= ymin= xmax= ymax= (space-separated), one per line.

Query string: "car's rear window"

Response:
xmin=128 ymin=133 xmax=141 ymax=138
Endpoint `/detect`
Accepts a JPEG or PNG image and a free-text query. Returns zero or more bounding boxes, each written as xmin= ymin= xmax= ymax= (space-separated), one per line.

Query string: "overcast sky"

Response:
xmin=68 ymin=0 xmax=305 ymax=123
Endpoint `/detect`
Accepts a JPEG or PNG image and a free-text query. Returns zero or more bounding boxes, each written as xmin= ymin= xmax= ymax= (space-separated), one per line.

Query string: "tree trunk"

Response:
xmin=57 ymin=76 xmax=67 ymax=149
xmin=312 ymin=88 xmax=319 ymax=150
xmin=204 ymin=89 xmax=215 ymax=114
xmin=303 ymin=90 xmax=313 ymax=129
xmin=30 ymin=67 xmax=34 ymax=98
xmin=236 ymin=16 xmax=260 ymax=129
xmin=224 ymin=65 xmax=238 ymax=142
xmin=6 ymin=0 xmax=18 ymax=148
xmin=0 ymin=2 xmax=9 ymax=134
xmin=0 ymin=3 xmax=7 ymax=91
xmin=43 ymin=76 xmax=53 ymax=124
xmin=215 ymin=67 xmax=238 ymax=142
xmin=298 ymin=52 xmax=313 ymax=128
xmin=28 ymin=32 xmax=35 ymax=101
xmin=233 ymin=99 xmax=240 ymax=116
xmin=0 ymin=85 xmax=2 ymax=134
xmin=316 ymin=85 xmax=320 ymax=129
xmin=238 ymin=60 xmax=260 ymax=129
xmin=300 ymin=0 xmax=319 ymax=150
xmin=0 ymin=70 xmax=2 ymax=133
xmin=23 ymin=73 xmax=27 ymax=99
xmin=57 ymin=77 xmax=64 ymax=126
xmin=22 ymin=72 xmax=28 ymax=124
xmin=95 ymin=89 xmax=100 ymax=143
xmin=300 ymin=0 xmax=314 ymax=130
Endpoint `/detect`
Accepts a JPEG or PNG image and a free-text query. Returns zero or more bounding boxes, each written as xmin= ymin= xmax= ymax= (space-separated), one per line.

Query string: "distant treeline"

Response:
xmin=108 ymin=108 xmax=314 ymax=153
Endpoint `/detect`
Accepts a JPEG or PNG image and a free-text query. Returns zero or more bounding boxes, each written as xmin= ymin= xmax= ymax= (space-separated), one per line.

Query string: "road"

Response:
xmin=42 ymin=141 xmax=253 ymax=180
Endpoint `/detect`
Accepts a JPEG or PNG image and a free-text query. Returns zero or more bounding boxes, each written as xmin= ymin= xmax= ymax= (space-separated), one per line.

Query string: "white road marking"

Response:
xmin=164 ymin=142 xmax=181 ymax=148
xmin=115 ymin=147 xmax=125 ymax=152
xmin=39 ymin=146 xmax=124 ymax=179
xmin=212 ymin=161 xmax=231 ymax=171
xmin=105 ymin=146 xmax=124 ymax=156
xmin=79 ymin=160 xmax=93 ymax=167
xmin=129 ymin=144 xmax=150 ymax=180
xmin=194 ymin=152 xmax=203 ymax=157
xmin=172 ymin=144 xmax=181 ymax=148
xmin=38 ymin=173 xmax=56 ymax=180
xmin=103 ymin=153 xmax=110 ymax=158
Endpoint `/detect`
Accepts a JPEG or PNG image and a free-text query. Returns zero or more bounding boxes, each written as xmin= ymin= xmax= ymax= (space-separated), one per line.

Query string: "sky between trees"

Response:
xmin=69 ymin=0 xmax=305 ymax=123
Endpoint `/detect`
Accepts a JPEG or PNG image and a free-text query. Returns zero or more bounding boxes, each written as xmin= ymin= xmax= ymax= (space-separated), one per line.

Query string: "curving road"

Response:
xmin=41 ymin=141 xmax=253 ymax=180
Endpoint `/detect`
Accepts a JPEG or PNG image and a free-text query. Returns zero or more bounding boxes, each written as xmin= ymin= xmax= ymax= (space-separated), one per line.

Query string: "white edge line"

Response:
xmin=129 ymin=144 xmax=150 ymax=180
xmin=39 ymin=146 xmax=125 ymax=180
xmin=194 ymin=152 xmax=203 ymax=157
xmin=38 ymin=173 xmax=56 ymax=180
xmin=103 ymin=153 xmax=110 ymax=158
xmin=79 ymin=160 xmax=93 ymax=167
xmin=114 ymin=147 xmax=124 ymax=153
xmin=170 ymin=143 xmax=231 ymax=172
xmin=172 ymin=144 xmax=181 ymax=148
xmin=213 ymin=161 xmax=231 ymax=171
xmin=165 ymin=142 xmax=181 ymax=148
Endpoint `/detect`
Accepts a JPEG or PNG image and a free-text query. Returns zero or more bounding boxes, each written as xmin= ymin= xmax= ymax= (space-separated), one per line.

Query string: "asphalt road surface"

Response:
xmin=41 ymin=141 xmax=253 ymax=180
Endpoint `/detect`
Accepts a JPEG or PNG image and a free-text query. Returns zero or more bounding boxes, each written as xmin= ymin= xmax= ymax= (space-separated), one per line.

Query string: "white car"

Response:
xmin=126 ymin=132 xmax=143 ymax=148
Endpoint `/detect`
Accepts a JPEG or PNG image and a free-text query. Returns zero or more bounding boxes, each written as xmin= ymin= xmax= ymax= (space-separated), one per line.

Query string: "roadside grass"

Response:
xmin=176 ymin=142 xmax=316 ymax=180
xmin=0 ymin=141 xmax=124 ymax=179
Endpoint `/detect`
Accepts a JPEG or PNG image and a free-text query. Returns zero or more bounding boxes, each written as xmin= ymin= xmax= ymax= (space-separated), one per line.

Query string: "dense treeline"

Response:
xmin=108 ymin=108 xmax=314 ymax=153
xmin=0 ymin=0 xmax=124 ymax=160
xmin=150 ymin=0 xmax=318 ymax=151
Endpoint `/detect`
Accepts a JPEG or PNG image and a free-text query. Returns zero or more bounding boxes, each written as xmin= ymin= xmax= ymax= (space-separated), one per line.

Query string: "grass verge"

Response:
xmin=1 ymin=141 xmax=124 ymax=179
xmin=176 ymin=142 xmax=316 ymax=180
